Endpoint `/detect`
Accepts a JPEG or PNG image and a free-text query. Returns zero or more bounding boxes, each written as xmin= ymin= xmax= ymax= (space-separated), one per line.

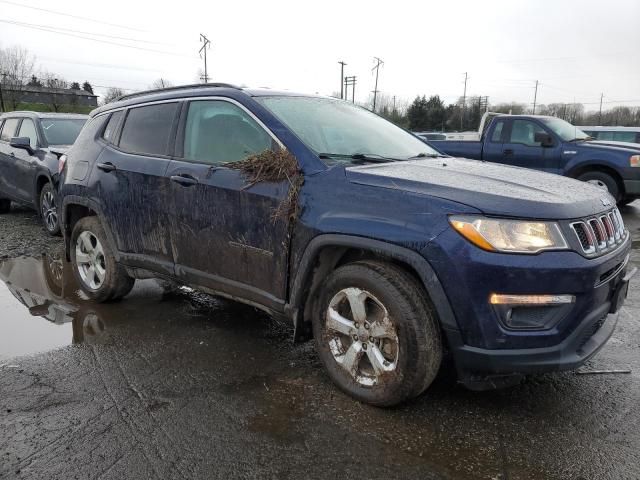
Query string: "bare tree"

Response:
xmin=149 ymin=78 xmax=174 ymax=89
xmin=101 ymin=87 xmax=126 ymax=105
xmin=0 ymin=46 xmax=36 ymax=110
xmin=42 ymin=73 xmax=69 ymax=112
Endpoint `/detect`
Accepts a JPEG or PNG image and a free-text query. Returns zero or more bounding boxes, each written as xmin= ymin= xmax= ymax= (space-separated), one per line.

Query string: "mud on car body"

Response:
xmin=58 ymin=84 xmax=635 ymax=406
xmin=0 ymin=112 xmax=87 ymax=235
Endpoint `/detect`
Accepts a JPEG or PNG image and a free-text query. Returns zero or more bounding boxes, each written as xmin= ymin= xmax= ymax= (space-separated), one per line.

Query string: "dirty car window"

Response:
xmin=255 ymin=96 xmax=440 ymax=163
xmin=183 ymin=100 xmax=272 ymax=165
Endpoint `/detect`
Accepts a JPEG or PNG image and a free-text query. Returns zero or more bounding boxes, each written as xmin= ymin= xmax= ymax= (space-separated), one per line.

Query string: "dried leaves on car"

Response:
xmin=225 ymin=149 xmax=303 ymax=223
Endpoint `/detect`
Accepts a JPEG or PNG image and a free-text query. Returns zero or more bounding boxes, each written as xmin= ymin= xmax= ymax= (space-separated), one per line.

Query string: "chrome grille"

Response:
xmin=570 ymin=208 xmax=627 ymax=256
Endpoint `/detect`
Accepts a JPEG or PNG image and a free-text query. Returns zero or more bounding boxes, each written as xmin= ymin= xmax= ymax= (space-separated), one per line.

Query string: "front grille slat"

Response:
xmin=570 ymin=208 xmax=626 ymax=257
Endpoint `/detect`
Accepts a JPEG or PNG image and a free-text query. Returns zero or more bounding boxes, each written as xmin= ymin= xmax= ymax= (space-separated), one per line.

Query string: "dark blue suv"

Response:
xmin=59 ymin=84 xmax=635 ymax=406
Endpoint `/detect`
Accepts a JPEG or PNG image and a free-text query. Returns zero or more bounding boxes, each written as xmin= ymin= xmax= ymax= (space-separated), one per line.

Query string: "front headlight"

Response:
xmin=449 ymin=215 xmax=568 ymax=253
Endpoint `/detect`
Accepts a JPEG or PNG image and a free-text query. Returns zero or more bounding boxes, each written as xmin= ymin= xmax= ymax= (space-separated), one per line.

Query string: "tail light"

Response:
xmin=58 ymin=154 xmax=67 ymax=174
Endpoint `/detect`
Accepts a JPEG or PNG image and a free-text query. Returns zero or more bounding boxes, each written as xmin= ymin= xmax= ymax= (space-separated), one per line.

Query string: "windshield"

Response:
xmin=40 ymin=118 xmax=86 ymax=146
xmin=539 ymin=117 xmax=589 ymax=142
xmin=255 ymin=96 xmax=440 ymax=163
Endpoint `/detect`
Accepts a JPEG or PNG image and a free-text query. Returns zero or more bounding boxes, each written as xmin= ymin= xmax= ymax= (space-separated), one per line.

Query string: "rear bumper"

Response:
xmin=446 ymin=302 xmax=618 ymax=376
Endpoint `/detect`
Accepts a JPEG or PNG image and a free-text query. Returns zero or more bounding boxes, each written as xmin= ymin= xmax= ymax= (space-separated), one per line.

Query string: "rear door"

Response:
xmin=90 ymin=104 xmax=179 ymax=275
xmin=0 ymin=118 xmax=21 ymax=200
xmin=166 ymin=98 xmax=291 ymax=304
xmin=481 ymin=118 xmax=507 ymax=162
xmin=497 ymin=119 xmax=562 ymax=174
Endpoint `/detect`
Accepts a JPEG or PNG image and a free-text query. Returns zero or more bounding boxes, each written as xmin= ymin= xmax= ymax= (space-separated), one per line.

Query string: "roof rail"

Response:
xmin=116 ymin=83 xmax=241 ymax=102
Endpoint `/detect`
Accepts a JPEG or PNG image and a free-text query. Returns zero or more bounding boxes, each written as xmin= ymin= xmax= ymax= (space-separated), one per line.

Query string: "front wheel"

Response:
xmin=70 ymin=216 xmax=134 ymax=302
xmin=577 ymin=171 xmax=620 ymax=201
xmin=39 ymin=183 xmax=61 ymax=236
xmin=312 ymin=260 xmax=442 ymax=407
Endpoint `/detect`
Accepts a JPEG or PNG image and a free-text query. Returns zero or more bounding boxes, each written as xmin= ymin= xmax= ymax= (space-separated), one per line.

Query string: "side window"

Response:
xmin=509 ymin=120 xmax=547 ymax=147
xmin=18 ymin=119 xmax=38 ymax=149
xmin=612 ymin=132 xmax=637 ymax=143
xmin=183 ymin=100 xmax=273 ymax=165
xmin=102 ymin=111 xmax=124 ymax=143
xmin=119 ymin=103 xmax=178 ymax=156
xmin=0 ymin=118 xmax=20 ymax=142
xmin=490 ymin=121 xmax=504 ymax=143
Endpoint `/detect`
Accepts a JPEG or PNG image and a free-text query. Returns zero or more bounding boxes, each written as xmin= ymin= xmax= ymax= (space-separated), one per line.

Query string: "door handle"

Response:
xmin=170 ymin=174 xmax=198 ymax=186
xmin=503 ymin=149 xmax=514 ymax=155
xmin=96 ymin=162 xmax=116 ymax=172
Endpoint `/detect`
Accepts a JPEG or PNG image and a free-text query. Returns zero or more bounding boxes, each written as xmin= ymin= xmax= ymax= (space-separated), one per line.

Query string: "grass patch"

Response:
xmin=226 ymin=149 xmax=303 ymax=222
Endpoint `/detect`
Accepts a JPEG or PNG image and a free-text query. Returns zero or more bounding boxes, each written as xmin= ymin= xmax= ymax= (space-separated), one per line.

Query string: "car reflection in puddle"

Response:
xmin=0 ymin=252 xmax=173 ymax=359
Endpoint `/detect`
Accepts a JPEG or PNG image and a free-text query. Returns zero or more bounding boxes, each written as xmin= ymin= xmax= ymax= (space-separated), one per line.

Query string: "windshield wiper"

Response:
xmin=408 ymin=152 xmax=447 ymax=159
xmin=568 ymin=137 xmax=590 ymax=142
xmin=318 ymin=152 xmax=401 ymax=163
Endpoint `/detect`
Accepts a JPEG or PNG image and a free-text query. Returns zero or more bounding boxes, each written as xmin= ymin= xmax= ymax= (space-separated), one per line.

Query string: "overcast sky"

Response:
xmin=1 ymin=0 xmax=639 ymax=110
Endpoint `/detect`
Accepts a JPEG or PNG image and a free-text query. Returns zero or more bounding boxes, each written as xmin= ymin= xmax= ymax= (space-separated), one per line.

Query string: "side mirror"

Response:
xmin=10 ymin=137 xmax=35 ymax=155
xmin=534 ymin=132 xmax=554 ymax=148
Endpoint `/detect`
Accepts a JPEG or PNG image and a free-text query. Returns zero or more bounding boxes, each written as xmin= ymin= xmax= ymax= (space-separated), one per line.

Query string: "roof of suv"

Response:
xmin=90 ymin=83 xmax=323 ymax=117
xmin=0 ymin=111 xmax=88 ymax=120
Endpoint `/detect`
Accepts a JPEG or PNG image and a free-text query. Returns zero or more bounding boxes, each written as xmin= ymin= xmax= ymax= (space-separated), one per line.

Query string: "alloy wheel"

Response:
xmin=75 ymin=231 xmax=107 ymax=290
xmin=325 ymin=287 xmax=399 ymax=386
xmin=41 ymin=190 xmax=58 ymax=232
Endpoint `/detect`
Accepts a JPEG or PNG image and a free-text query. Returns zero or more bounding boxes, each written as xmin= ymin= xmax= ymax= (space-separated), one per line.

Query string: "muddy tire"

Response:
xmin=70 ymin=216 xmax=134 ymax=302
xmin=39 ymin=183 xmax=61 ymax=236
xmin=577 ymin=171 xmax=620 ymax=201
xmin=312 ymin=260 xmax=442 ymax=407
xmin=0 ymin=199 xmax=10 ymax=214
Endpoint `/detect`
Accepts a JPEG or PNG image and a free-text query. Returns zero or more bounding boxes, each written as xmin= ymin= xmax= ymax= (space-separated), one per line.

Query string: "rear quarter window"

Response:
xmin=102 ymin=111 xmax=124 ymax=143
xmin=118 ymin=103 xmax=178 ymax=156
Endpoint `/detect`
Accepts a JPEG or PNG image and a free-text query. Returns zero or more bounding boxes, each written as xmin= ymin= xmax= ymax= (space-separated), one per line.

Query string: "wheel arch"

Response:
xmin=286 ymin=234 xmax=458 ymax=342
xmin=567 ymin=162 xmax=625 ymax=197
xmin=33 ymin=173 xmax=54 ymax=210
xmin=62 ymin=196 xmax=118 ymax=262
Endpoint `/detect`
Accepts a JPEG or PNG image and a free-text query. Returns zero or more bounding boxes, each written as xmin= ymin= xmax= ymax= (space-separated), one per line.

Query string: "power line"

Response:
xmin=0 ymin=0 xmax=146 ymax=32
xmin=0 ymin=19 xmax=196 ymax=59
xmin=38 ymin=56 xmax=163 ymax=73
xmin=2 ymin=18 xmax=174 ymax=46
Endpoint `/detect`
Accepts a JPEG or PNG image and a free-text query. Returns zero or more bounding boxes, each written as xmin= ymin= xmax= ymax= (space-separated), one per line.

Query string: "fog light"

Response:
xmin=490 ymin=294 xmax=575 ymax=330
xmin=490 ymin=294 xmax=575 ymax=305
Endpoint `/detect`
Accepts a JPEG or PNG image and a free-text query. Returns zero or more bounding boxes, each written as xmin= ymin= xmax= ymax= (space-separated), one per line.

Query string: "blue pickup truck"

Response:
xmin=431 ymin=114 xmax=640 ymax=205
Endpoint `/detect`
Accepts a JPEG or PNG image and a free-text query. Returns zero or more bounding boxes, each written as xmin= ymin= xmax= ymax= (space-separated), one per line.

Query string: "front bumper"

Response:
xmin=423 ymin=228 xmax=633 ymax=380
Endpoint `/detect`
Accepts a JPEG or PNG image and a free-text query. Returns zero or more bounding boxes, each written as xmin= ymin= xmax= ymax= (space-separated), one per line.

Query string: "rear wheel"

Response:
xmin=312 ymin=260 xmax=442 ymax=407
xmin=0 ymin=199 xmax=10 ymax=214
xmin=577 ymin=171 xmax=620 ymax=201
xmin=70 ymin=216 xmax=134 ymax=302
xmin=39 ymin=183 xmax=61 ymax=236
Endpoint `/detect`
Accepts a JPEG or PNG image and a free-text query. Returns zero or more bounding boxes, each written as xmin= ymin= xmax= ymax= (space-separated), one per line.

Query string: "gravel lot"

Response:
xmin=0 ymin=201 xmax=639 ymax=480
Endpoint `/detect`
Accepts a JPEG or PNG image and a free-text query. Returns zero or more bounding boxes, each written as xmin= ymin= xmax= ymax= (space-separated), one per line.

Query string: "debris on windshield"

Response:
xmin=226 ymin=149 xmax=303 ymax=223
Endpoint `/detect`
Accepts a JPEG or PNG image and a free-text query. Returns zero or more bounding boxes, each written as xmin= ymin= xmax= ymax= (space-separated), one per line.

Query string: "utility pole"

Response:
xmin=392 ymin=95 xmax=396 ymax=112
xmin=0 ymin=73 xmax=5 ymax=113
xmin=598 ymin=93 xmax=604 ymax=124
xmin=532 ymin=80 xmax=539 ymax=114
xmin=338 ymin=61 xmax=347 ymax=100
xmin=344 ymin=76 xmax=356 ymax=104
xmin=371 ymin=57 xmax=384 ymax=112
xmin=199 ymin=34 xmax=211 ymax=83
xmin=461 ymin=72 xmax=468 ymax=130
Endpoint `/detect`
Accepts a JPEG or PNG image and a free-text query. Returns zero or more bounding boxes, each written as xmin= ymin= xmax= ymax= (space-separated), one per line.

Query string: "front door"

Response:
xmin=12 ymin=118 xmax=40 ymax=203
xmin=499 ymin=119 xmax=561 ymax=174
xmin=167 ymin=99 xmax=291 ymax=303
xmin=0 ymin=118 xmax=21 ymax=200
xmin=90 ymin=104 xmax=179 ymax=275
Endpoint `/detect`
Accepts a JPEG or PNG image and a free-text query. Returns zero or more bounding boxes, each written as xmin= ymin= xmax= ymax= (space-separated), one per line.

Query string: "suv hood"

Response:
xmin=346 ymin=158 xmax=613 ymax=220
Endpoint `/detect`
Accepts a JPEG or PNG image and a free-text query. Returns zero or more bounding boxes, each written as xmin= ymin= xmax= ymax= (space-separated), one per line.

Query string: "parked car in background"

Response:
xmin=0 ymin=112 xmax=87 ymax=235
xmin=431 ymin=113 xmax=640 ymax=205
xmin=578 ymin=126 xmax=640 ymax=145
xmin=414 ymin=132 xmax=447 ymax=141
xmin=59 ymin=84 xmax=633 ymax=406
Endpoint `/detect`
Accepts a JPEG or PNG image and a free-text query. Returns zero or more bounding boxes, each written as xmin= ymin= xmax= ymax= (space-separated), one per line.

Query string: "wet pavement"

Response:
xmin=0 ymin=202 xmax=639 ymax=479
